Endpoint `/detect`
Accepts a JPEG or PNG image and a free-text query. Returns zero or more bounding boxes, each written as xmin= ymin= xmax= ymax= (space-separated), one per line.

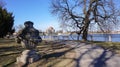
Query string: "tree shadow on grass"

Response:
xmin=42 ymin=46 xmax=75 ymax=60
xmin=28 ymin=41 xmax=116 ymax=67
xmin=29 ymin=42 xmax=86 ymax=67
xmin=44 ymin=41 xmax=116 ymax=67
xmin=29 ymin=41 xmax=79 ymax=67
xmin=0 ymin=46 xmax=23 ymax=56
xmin=0 ymin=39 xmax=15 ymax=43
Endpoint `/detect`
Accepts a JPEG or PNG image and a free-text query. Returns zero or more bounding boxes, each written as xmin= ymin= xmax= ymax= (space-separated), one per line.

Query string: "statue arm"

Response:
xmin=16 ymin=29 xmax=27 ymax=41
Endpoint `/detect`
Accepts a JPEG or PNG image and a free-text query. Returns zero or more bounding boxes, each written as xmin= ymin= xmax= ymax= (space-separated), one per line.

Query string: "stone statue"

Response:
xmin=16 ymin=21 xmax=42 ymax=49
xmin=15 ymin=21 xmax=42 ymax=66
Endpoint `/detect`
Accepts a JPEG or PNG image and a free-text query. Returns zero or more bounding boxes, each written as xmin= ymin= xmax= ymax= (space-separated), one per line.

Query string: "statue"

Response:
xmin=15 ymin=21 xmax=42 ymax=66
xmin=16 ymin=21 xmax=42 ymax=49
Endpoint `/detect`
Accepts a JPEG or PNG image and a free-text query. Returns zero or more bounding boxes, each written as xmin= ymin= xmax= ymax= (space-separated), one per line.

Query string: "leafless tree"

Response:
xmin=50 ymin=0 xmax=120 ymax=41
xmin=16 ymin=24 xmax=24 ymax=31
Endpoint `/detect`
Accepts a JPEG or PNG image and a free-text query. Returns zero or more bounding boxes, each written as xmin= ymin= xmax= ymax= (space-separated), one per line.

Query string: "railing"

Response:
xmin=41 ymin=34 xmax=120 ymax=42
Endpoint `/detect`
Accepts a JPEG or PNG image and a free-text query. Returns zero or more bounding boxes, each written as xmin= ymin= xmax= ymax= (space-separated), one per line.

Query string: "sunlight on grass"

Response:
xmin=0 ymin=38 xmax=74 ymax=66
xmin=0 ymin=39 xmax=21 ymax=66
xmin=1 ymin=38 xmax=120 ymax=67
xmin=90 ymin=41 xmax=120 ymax=52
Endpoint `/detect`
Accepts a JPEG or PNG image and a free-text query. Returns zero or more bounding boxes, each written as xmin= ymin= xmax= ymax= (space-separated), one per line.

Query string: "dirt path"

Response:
xmin=64 ymin=41 xmax=120 ymax=67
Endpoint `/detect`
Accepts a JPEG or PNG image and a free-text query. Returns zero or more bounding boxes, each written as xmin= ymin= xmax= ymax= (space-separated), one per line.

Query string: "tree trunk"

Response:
xmin=82 ymin=28 xmax=88 ymax=41
xmin=82 ymin=20 xmax=90 ymax=41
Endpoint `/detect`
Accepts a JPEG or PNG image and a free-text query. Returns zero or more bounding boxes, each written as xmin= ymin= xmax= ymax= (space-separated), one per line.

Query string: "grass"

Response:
xmin=89 ymin=41 xmax=120 ymax=53
xmin=0 ymin=38 xmax=74 ymax=67
xmin=0 ymin=38 xmax=22 ymax=67
xmin=1 ymin=38 xmax=120 ymax=67
xmin=72 ymin=39 xmax=120 ymax=51
xmin=71 ymin=40 xmax=120 ymax=53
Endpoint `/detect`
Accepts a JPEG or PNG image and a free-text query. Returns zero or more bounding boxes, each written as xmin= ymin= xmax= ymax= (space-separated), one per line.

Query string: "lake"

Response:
xmin=42 ymin=34 xmax=120 ymax=42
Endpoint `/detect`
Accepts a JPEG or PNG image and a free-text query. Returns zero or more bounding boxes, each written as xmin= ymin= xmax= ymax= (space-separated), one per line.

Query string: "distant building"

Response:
xmin=46 ymin=26 xmax=55 ymax=35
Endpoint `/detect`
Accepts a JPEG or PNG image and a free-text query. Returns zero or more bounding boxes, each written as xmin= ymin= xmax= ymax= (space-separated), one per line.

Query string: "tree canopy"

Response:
xmin=50 ymin=0 xmax=120 ymax=41
xmin=0 ymin=6 xmax=14 ymax=38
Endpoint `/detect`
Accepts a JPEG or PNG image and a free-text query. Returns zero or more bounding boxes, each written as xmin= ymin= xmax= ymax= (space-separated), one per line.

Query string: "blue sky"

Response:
xmin=2 ymin=0 xmax=120 ymax=31
xmin=4 ymin=0 xmax=60 ymax=31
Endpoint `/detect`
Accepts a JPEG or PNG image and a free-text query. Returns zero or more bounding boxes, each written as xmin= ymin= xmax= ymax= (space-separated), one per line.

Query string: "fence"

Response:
xmin=41 ymin=34 xmax=120 ymax=42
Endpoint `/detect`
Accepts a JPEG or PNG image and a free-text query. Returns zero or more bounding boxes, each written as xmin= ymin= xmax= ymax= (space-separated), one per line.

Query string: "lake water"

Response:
xmin=87 ymin=34 xmax=120 ymax=42
xmin=42 ymin=34 xmax=120 ymax=42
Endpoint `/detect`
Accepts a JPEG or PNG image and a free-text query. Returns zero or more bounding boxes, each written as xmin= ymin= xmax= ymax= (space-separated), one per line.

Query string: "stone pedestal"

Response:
xmin=16 ymin=50 xmax=41 ymax=67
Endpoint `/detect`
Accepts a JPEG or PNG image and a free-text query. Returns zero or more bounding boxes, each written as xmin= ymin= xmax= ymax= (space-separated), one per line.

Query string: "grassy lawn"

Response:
xmin=0 ymin=38 xmax=23 ymax=67
xmin=90 ymin=41 xmax=120 ymax=53
xmin=0 ymin=39 xmax=74 ymax=67
xmin=71 ymin=40 xmax=120 ymax=53
xmin=1 ymin=38 xmax=120 ymax=67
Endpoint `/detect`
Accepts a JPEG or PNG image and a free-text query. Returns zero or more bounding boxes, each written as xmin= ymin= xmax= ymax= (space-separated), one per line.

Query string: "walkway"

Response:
xmin=64 ymin=41 xmax=120 ymax=67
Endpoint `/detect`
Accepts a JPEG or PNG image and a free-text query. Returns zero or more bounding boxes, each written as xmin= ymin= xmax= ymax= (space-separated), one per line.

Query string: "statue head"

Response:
xmin=24 ymin=21 xmax=34 ymax=28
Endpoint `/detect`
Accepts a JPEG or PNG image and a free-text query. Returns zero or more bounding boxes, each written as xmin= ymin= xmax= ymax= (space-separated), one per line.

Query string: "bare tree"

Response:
xmin=16 ymin=24 xmax=24 ymax=31
xmin=50 ymin=0 xmax=120 ymax=41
